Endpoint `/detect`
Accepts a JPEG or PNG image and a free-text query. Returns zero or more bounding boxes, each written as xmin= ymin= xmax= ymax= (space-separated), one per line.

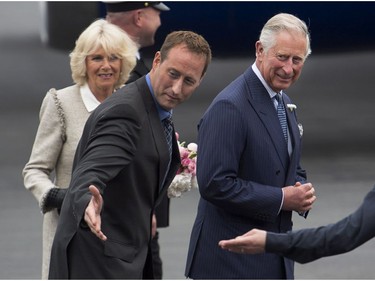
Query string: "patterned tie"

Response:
xmin=161 ymin=116 xmax=173 ymax=191
xmin=162 ymin=115 xmax=173 ymax=158
xmin=275 ymin=94 xmax=288 ymax=143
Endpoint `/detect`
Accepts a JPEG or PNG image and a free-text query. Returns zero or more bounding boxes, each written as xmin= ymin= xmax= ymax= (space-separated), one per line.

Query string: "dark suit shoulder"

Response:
xmin=94 ymin=78 xmax=150 ymax=118
xmin=126 ymin=58 xmax=150 ymax=84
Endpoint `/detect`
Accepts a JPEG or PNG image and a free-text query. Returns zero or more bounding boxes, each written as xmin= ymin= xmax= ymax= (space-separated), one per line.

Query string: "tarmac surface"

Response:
xmin=1 ymin=2 xmax=375 ymax=279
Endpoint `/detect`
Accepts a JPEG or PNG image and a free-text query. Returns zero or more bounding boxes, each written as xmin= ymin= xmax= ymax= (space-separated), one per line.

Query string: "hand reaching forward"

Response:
xmin=84 ymin=185 xmax=107 ymax=241
xmin=282 ymin=182 xmax=316 ymax=213
xmin=218 ymin=229 xmax=267 ymax=254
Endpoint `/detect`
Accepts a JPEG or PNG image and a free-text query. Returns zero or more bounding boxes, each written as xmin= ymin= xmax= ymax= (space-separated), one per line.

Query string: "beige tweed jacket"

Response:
xmin=23 ymin=84 xmax=91 ymax=279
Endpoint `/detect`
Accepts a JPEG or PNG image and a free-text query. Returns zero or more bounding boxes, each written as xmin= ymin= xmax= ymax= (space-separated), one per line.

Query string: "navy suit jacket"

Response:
xmin=49 ymin=77 xmax=180 ymax=279
xmin=185 ymin=66 xmax=307 ymax=279
xmin=267 ymin=185 xmax=375 ymax=263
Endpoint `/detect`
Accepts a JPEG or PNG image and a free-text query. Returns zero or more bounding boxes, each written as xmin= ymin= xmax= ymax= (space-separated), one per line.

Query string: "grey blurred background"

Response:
xmin=1 ymin=1 xmax=375 ymax=279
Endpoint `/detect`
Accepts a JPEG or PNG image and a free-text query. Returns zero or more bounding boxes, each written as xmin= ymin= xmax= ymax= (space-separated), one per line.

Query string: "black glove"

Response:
xmin=41 ymin=187 xmax=67 ymax=214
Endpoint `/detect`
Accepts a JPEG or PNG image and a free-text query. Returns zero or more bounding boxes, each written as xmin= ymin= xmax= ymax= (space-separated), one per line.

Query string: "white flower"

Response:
xmin=187 ymin=142 xmax=198 ymax=152
xmin=298 ymin=123 xmax=303 ymax=137
xmin=168 ymin=173 xmax=198 ymax=198
xmin=287 ymin=104 xmax=297 ymax=111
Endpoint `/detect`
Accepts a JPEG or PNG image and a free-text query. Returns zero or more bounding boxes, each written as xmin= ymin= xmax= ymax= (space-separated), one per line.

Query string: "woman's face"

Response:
xmin=86 ymin=47 xmax=121 ymax=97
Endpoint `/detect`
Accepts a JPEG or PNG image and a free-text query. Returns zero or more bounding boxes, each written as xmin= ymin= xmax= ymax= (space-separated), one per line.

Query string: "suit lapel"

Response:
xmin=162 ymin=131 xmax=180 ymax=188
xmin=284 ymin=95 xmax=300 ymax=152
xmin=137 ymin=78 xmax=168 ymax=188
xmin=284 ymin=95 xmax=302 ymax=183
xmin=135 ymin=78 xmax=179 ymax=202
xmin=244 ymin=68 xmax=289 ymax=170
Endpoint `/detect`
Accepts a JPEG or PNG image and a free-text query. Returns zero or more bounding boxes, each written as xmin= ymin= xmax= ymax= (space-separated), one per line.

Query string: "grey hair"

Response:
xmin=259 ymin=13 xmax=312 ymax=59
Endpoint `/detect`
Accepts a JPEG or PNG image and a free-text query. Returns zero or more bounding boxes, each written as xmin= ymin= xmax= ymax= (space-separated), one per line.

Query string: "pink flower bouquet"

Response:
xmin=168 ymin=133 xmax=198 ymax=198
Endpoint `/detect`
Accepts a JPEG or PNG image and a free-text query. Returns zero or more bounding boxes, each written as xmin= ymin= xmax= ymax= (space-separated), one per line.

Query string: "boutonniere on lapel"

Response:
xmin=286 ymin=104 xmax=297 ymax=112
xmin=298 ymin=123 xmax=303 ymax=137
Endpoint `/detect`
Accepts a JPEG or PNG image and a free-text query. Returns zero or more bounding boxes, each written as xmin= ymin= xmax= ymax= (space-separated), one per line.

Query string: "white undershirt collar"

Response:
xmin=252 ymin=63 xmax=283 ymax=99
xmin=80 ymin=83 xmax=101 ymax=113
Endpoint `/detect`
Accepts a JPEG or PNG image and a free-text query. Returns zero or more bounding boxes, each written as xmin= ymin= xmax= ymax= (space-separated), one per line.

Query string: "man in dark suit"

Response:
xmin=105 ymin=2 xmax=170 ymax=278
xmin=185 ymin=13 xmax=316 ymax=279
xmin=219 ymin=185 xmax=375 ymax=264
xmin=48 ymin=30 xmax=212 ymax=279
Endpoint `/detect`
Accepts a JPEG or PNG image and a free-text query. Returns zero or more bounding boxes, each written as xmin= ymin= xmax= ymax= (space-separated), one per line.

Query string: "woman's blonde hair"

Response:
xmin=70 ymin=19 xmax=137 ymax=89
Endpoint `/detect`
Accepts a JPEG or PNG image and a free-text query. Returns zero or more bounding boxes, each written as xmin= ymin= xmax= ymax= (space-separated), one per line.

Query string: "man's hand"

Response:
xmin=84 ymin=185 xmax=107 ymax=241
xmin=152 ymin=213 xmax=157 ymax=238
xmin=282 ymin=182 xmax=316 ymax=213
xmin=218 ymin=229 xmax=267 ymax=254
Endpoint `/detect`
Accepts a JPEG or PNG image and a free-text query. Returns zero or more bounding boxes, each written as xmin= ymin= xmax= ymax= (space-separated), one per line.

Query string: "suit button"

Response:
xmin=276 ymin=170 xmax=281 ymax=175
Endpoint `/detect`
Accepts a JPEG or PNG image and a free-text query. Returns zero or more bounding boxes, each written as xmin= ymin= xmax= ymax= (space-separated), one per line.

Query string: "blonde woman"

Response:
xmin=22 ymin=19 xmax=137 ymax=279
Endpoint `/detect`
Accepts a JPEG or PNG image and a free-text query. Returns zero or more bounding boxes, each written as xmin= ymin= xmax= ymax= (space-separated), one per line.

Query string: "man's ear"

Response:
xmin=133 ymin=9 xmax=143 ymax=26
xmin=255 ymin=41 xmax=263 ymax=58
xmin=152 ymin=51 xmax=161 ymax=68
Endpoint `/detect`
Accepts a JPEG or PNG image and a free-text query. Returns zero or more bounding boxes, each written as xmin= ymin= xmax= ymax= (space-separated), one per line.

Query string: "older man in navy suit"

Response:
xmin=185 ymin=13 xmax=316 ymax=279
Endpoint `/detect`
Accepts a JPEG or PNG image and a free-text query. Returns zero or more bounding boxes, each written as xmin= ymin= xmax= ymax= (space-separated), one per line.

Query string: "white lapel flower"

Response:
xmin=287 ymin=104 xmax=297 ymax=111
xmin=298 ymin=123 xmax=303 ymax=137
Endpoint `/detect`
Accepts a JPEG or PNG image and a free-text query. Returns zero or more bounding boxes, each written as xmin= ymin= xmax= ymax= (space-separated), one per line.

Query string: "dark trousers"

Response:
xmin=151 ymin=231 xmax=163 ymax=279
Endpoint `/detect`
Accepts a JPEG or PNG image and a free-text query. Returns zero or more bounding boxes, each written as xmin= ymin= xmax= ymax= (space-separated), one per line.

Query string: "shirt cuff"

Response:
xmin=278 ymin=189 xmax=285 ymax=215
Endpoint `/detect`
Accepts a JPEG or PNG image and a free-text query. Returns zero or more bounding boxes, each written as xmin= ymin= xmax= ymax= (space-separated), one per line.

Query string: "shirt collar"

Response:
xmin=145 ymin=74 xmax=172 ymax=121
xmin=252 ymin=63 xmax=283 ymax=99
xmin=80 ymin=83 xmax=101 ymax=113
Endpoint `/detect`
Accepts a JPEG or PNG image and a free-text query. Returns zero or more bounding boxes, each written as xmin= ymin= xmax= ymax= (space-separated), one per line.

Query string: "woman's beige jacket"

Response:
xmin=23 ymin=84 xmax=91 ymax=279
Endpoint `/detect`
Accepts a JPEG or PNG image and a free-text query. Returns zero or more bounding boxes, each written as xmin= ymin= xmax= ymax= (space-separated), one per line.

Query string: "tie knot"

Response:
xmin=274 ymin=93 xmax=282 ymax=102
xmin=163 ymin=115 xmax=173 ymax=126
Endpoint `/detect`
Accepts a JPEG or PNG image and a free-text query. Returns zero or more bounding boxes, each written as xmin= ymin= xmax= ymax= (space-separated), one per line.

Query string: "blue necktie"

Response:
xmin=162 ymin=115 xmax=173 ymax=158
xmin=275 ymin=94 xmax=288 ymax=143
xmin=161 ymin=115 xmax=173 ymax=191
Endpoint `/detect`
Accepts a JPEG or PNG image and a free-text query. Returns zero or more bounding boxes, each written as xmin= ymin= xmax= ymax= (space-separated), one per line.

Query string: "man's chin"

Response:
xmin=275 ymin=82 xmax=293 ymax=92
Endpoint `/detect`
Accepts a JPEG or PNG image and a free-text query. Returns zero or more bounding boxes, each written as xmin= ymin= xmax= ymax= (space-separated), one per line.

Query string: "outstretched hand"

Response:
xmin=84 ymin=185 xmax=107 ymax=241
xmin=218 ymin=229 xmax=267 ymax=254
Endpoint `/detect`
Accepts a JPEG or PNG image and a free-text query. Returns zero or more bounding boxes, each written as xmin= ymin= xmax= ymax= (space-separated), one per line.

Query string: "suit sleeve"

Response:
xmin=197 ymin=99 xmax=283 ymax=221
xmin=69 ymin=103 xmax=142 ymax=224
xmin=265 ymin=186 xmax=375 ymax=263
